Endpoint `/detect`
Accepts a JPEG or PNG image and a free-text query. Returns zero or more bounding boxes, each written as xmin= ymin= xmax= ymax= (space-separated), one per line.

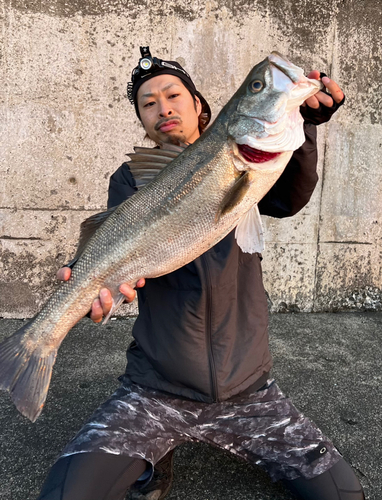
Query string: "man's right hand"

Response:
xmin=56 ymin=267 xmax=145 ymax=323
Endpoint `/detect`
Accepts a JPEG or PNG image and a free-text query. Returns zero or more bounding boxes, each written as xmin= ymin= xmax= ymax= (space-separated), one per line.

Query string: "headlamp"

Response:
xmin=140 ymin=58 xmax=153 ymax=71
xmin=127 ymin=46 xmax=193 ymax=106
xmin=138 ymin=47 xmax=154 ymax=72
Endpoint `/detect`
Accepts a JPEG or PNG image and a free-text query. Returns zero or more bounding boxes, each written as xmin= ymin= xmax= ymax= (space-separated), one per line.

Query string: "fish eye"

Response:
xmin=249 ymin=80 xmax=264 ymax=93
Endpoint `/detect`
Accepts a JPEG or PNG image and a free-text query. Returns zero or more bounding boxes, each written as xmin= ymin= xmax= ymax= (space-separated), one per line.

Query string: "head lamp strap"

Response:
xmin=160 ymin=61 xmax=191 ymax=80
xmin=127 ymin=46 xmax=196 ymax=107
xmin=127 ymin=82 xmax=134 ymax=104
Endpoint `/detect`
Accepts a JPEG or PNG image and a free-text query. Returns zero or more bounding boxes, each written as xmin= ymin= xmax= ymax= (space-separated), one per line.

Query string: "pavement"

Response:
xmin=0 ymin=312 xmax=381 ymax=500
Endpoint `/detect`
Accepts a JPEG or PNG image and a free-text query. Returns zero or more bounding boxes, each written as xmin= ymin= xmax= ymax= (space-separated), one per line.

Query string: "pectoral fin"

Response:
xmin=235 ymin=204 xmax=264 ymax=254
xmin=216 ymin=172 xmax=251 ymax=221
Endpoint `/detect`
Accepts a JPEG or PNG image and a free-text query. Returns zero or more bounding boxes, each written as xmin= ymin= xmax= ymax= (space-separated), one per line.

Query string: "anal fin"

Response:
xmin=102 ymin=292 xmax=131 ymax=325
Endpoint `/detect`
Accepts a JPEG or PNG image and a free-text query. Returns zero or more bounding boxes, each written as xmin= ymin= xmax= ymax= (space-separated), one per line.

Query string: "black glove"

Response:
xmin=300 ymin=72 xmax=345 ymax=126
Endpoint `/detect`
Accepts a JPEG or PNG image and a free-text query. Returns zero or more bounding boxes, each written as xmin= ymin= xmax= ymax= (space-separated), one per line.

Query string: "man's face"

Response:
xmin=137 ymin=74 xmax=202 ymax=145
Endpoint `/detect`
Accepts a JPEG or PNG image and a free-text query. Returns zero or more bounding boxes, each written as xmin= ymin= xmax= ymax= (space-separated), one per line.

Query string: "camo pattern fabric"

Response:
xmin=61 ymin=379 xmax=341 ymax=482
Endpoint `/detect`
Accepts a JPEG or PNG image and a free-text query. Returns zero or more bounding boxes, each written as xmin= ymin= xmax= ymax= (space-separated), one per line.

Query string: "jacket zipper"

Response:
xmin=201 ymin=254 xmax=219 ymax=401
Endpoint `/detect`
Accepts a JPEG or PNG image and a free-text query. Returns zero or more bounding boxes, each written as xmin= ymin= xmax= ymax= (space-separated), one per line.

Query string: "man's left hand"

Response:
xmin=304 ymin=70 xmax=344 ymax=109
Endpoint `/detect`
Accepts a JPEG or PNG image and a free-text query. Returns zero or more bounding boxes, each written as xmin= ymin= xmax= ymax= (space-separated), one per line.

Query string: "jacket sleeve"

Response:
xmin=107 ymin=162 xmax=137 ymax=209
xmin=258 ymin=122 xmax=318 ymax=218
xmin=258 ymin=95 xmax=345 ymax=219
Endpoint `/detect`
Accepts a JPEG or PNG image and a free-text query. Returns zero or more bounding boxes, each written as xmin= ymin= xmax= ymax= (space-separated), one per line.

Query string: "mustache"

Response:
xmin=155 ymin=116 xmax=182 ymax=131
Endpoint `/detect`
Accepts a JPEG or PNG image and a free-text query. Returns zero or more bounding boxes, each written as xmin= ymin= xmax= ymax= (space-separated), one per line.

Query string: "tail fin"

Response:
xmin=0 ymin=321 xmax=57 ymax=422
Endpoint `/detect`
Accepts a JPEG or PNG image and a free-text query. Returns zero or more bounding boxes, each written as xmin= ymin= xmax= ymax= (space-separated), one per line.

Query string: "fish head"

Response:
xmin=226 ymin=52 xmax=322 ymax=165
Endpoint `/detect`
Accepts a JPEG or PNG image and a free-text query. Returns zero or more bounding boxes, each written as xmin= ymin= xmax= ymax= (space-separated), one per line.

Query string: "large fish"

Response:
xmin=0 ymin=52 xmax=321 ymax=422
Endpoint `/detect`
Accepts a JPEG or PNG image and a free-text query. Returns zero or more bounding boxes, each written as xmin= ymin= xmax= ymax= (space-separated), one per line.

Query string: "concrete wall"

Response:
xmin=0 ymin=0 xmax=381 ymax=318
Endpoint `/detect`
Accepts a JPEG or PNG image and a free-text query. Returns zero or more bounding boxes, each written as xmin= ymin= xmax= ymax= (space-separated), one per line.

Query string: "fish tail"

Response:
xmin=0 ymin=320 xmax=57 ymax=422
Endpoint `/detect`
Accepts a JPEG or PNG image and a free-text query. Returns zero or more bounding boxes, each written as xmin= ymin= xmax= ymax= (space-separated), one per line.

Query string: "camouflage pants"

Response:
xmin=61 ymin=379 xmax=341 ymax=482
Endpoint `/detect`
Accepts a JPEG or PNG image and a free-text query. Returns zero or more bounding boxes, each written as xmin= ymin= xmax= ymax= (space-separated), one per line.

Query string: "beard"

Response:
xmin=162 ymin=133 xmax=188 ymax=146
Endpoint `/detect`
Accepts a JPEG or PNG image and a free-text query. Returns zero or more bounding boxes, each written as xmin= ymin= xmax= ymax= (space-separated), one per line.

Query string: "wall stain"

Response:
xmin=0 ymin=236 xmax=43 ymax=240
xmin=0 ymin=248 xmax=72 ymax=316
xmin=6 ymin=0 xmax=191 ymax=18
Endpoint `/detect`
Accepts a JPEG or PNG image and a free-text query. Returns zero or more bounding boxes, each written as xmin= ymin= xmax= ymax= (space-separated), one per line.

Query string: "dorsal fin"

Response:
xmin=133 ymin=147 xmax=180 ymax=159
xmin=129 ymin=163 xmax=168 ymax=170
xmin=129 ymin=154 xmax=173 ymax=164
xmin=216 ymin=172 xmax=251 ymax=221
xmin=71 ymin=206 xmax=118 ymax=263
xmin=157 ymin=142 xmax=189 ymax=152
xmin=127 ymin=144 xmax=187 ymax=189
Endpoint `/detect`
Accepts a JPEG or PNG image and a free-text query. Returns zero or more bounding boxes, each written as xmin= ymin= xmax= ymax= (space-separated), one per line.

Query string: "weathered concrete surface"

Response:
xmin=0 ymin=0 xmax=381 ymax=316
xmin=0 ymin=312 xmax=380 ymax=499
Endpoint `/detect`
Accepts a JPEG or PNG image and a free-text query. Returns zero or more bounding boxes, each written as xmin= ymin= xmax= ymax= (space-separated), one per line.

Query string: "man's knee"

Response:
xmin=38 ymin=453 xmax=147 ymax=500
xmin=282 ymin=457 xmax=365 ymax=500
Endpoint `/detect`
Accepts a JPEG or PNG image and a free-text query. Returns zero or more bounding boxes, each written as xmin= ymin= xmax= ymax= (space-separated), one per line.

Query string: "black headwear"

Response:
xmin=127 ymin=46 xmax=211 ymax=127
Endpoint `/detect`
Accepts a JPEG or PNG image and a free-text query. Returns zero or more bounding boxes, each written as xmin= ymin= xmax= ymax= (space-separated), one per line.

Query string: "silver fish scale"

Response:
xmin=28 ymin=135 xmax=236 ymax=349
xmin=83 ymin=140 xmax=231 ymax=275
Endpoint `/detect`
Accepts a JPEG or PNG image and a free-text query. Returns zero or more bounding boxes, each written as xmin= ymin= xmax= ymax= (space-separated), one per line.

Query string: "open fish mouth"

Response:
xmin=231 ymin=52 xmax=322 ymax=154
xmin=268 ymin=51 xmax=305 ymax=85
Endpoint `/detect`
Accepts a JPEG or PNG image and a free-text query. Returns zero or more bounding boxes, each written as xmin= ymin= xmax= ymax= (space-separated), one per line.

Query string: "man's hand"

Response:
xmin=56 ymin=267 xmax=145 ymax=323
xmin=304 ymin=70 xmax=345 ymax=109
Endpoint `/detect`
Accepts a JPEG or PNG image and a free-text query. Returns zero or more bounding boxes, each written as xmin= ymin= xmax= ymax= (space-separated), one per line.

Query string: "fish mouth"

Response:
xmin=268 ymin=51 xmax=323 ymax=102
xmin=237 ymin=144 xmax=281 ymax=163
xmin=231 ymin=54 xmax=322 ymax=154
xmin=268 ymin=51 xmax=302 ymax=84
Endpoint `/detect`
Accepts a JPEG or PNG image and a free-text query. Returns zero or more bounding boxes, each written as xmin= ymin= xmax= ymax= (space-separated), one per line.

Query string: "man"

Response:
xmin=38 ymin=48 xmax=364 ymax=500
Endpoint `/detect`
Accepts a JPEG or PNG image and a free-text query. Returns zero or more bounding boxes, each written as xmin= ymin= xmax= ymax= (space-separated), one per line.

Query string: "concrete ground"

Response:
xmin=0 ymin=312 xmax=381 ymax=500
